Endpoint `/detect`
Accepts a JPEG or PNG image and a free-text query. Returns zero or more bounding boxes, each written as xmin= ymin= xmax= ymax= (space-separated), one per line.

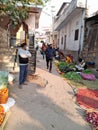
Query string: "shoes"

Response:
xmin=23 ymin=82 xmax=28 ymax=85
xmin=19 ymin=84 xmax=23 ymax=89
xmin=49 ymin=70 xmax=52 ymax=73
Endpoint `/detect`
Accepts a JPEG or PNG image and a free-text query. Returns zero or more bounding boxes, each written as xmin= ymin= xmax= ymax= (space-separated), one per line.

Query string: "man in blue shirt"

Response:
xmin=45 ymin=44 xmax=55 ymax=73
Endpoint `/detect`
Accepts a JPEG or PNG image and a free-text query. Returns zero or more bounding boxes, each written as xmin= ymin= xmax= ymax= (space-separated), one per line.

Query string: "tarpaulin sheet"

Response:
xmin=76 ymin=88 xmax=98 ymax=109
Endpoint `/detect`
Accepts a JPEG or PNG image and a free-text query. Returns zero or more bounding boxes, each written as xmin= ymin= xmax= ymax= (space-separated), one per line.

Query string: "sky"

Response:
xmin=39 ymin=0 xmax=69 ymax=28
xmin=39 ymin=0 xmax=98 ymax=28
xmin=87 ymin=0 xmax=98 ymax=15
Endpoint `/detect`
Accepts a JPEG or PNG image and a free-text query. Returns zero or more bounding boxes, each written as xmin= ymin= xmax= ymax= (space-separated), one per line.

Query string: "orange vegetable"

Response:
xmin=0 ymin=88 xmax=8 ymax=104
xmin=0 ymin=105 xmax=5 ymax=125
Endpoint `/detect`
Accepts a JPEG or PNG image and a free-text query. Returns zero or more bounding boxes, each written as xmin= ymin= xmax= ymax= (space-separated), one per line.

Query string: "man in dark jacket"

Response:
xmin=45 ymin=44 xmax=54 ymax=72
xmin=18 ymin=43 xmax=31 ymax=89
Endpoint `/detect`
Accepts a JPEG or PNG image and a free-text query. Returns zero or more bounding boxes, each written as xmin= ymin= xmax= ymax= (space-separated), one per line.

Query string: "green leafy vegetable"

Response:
xmin=0 ymin=71 xmax=8 ymax=89
xmin=58 ymin=62 xmax=68 ymax=70
xmin=83 ymin=69 xmax=92 ymax=74
xmin=62 ymin=72 xmax=82 ymax=82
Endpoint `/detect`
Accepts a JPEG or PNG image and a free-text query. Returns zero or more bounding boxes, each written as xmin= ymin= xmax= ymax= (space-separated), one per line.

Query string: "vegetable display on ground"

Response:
xmin=86 ymin=111 xmax=98 ymax=128
xmin=62 ymin=72 xmax=82 ymax=82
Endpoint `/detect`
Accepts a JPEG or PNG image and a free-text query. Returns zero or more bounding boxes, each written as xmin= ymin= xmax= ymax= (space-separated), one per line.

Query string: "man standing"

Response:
xmin=45 ymin=44 xmax=54 ymax=73
xmin=18 ymin=43 xmax=31 ymax=89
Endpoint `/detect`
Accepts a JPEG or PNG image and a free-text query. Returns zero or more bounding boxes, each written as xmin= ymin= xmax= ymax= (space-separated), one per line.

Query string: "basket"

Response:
xmin=0 ymin=88 xmax=8 ymax=104
xmin=86 ymin=109 xmax=98 ymax=130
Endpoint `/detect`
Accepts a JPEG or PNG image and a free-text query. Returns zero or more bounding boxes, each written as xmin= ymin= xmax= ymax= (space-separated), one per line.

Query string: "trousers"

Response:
xmin=19 ymin=64 xmax=28 ymax=85
xmin=46 ymin=58 xmax=53 ymax=72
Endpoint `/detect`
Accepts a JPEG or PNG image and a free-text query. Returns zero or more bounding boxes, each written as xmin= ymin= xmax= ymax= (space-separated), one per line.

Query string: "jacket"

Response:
xmin=46 ymin=47 xmax=54 ymax=59
xmin=18 ymin=48 xmax=31 ymax=65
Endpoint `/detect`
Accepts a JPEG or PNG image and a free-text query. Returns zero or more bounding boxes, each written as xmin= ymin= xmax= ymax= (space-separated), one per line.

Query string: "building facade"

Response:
xmin=54 ymin=0 xmax=86 ymax=61
xmin=81 ymin=14 xmax=98 ymax=66
xmin=0 ymin=5 xmax=42 ymax=47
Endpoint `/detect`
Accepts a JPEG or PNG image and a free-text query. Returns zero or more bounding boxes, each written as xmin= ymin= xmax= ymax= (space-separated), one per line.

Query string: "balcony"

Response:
xmin=54 ymin=0 xmax=86 ymax=30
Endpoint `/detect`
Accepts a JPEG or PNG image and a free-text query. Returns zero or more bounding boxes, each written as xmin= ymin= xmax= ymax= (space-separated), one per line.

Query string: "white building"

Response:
xmin=54 ymin=0 xmax=98 ymax=61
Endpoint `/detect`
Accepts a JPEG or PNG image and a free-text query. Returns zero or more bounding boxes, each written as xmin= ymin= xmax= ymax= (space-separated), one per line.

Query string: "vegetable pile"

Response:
xmin=0 ymin=71 xmax=8 ymax=89
xmin=58 ymin=62 xmax=68 ymax=73
xmin=83 ymin=69 xmax=92 ymax=74
xmin=54 ymin=60 xmax=59 ymax=66
xmin=0 ymin=105 xmax=5 ymax=126
xmin=0 ymin=88 xmax=9 ymax=104
xmin=86 ymin=111 xmax=98 ymax=128
xmin=58 ymin=62 xmax=68 ymax=70
xmin=62 ymin=72 xmax=82 ymax=82
xmin=58 ymin=62 xmax=75 ymax=73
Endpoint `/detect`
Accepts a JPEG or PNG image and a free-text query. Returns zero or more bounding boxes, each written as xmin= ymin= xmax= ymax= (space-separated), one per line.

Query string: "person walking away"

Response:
xmin=46 ymin=44 xmax=54 ymax=73
xmin=41 ymin=41 xmax=47 ymax=59
xmin=18 ymin=43 xmax=31 ymax=89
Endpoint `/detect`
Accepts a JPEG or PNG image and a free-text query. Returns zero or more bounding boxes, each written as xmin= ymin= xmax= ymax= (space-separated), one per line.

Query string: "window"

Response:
xmin=64 ymin=35 xmax=66 ymax=50
xmin=74 ymin=29 xmax=79 ymax=41
xmin=58 ymin=39 xmax=59 ymax=46
xmin=61 ymin=37 xmax=63 ymax=44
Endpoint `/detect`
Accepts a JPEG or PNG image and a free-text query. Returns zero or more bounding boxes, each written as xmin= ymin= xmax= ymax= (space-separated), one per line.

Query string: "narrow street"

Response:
xmin=5 ymin=51 xmax=91 ymax=130
xmin=0 ymin=0 xmax=98 ymax=130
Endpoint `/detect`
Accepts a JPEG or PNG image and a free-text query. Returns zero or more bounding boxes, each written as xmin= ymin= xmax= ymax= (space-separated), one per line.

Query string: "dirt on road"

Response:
xmin=2 ymin=51 xmax=91 ymax=130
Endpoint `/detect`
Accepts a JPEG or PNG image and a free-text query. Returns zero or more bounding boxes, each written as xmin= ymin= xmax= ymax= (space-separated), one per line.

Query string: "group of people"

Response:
xmin=41 ymin=41 xmax=55 ymax=73
xmin=17 ymin=41 xmax=87 ymax=89
xmin=17 ymin=41 xmax=55 ymax=89
xmin=40 ymin=41 xmax=87 ymax=72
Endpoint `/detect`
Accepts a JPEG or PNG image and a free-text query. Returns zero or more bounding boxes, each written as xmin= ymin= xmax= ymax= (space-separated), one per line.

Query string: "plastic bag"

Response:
xmin=80 ymin=73 xmax=96 ymax=81
xmin=0 ymin=71 xmax=8 ymax=90
xmin=8 ymin=74 xmax=15 ymax=82
xmin=1 ymin=98 xmax=15 ymax=112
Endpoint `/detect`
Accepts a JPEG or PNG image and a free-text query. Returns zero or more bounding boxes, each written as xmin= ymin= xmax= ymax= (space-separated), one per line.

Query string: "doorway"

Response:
xmin=64 ymin=35 xmax=66 ymax=50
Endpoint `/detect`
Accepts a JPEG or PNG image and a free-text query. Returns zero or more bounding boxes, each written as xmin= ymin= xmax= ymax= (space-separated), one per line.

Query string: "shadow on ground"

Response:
xmin=0 ymin=49 xmax=91 ymax=130
xmin=6 ymin=80 xmax=91 ymax=130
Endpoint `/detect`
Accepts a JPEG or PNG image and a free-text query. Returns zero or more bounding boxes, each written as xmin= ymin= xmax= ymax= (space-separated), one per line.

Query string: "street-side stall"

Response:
xmin=55 ymin=59 xmax=98 ymax=130
xmin=0 ymin=71 xmax=15 ymax=130
xmin=85 ymin=109 xmax=98 ymax=130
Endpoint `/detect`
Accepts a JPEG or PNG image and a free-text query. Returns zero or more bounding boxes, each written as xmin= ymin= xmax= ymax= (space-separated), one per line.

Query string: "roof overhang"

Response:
xmin=54 ymin=0 xmax=86 ymax=31
xmin=56 ymin=2 xmax=69 ymax=16
xmin=54 ymin=7 xmax=84 ymax=31
xmin=86 ymin=14 xmax=98 ymax=22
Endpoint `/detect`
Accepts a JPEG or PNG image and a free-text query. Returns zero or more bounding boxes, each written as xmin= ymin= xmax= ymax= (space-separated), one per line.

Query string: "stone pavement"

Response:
xmin=4 ymin=51 xmax=91 ymax=130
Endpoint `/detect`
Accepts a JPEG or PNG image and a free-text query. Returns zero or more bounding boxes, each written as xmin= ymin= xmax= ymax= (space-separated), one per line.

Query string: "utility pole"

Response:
xmin=85 ymin=0 xmax=88 ymax=17
xmin=85 ymin=0 xmax=87 ymax=9
xmin=51 ymin=6 xmax=55 ymax=46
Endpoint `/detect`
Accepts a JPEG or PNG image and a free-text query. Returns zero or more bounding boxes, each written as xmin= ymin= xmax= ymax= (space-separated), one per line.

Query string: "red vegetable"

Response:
xmin=85 ymin=111 xmax=98 ymax=127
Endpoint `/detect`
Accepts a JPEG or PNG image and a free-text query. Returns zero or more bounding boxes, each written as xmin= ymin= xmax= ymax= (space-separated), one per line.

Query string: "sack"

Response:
xmin=80 ymin=73 xmax=96 ymax=81
xmin=8 ymin=74 xmax=15 ymax=82
xmin=1 ymin=98 xmax=15 ymax=112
